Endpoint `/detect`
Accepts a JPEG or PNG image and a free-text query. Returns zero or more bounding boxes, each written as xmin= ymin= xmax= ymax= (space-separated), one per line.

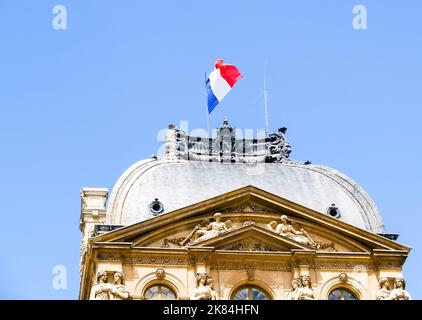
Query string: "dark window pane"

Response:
xmin=232 ymin=286 xmax=270 ymax=300
xmin=329 ymin=288 xmax=357 ymax=300
xmin=145 ymin=284 xmax=176 ymax=300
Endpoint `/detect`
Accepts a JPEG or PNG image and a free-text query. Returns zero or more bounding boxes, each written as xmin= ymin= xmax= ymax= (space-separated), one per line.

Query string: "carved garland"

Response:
xmin=222 ymin=240 xmax=276 ymax=252
xmin=210 ymin=262 xmax=291 ymax=272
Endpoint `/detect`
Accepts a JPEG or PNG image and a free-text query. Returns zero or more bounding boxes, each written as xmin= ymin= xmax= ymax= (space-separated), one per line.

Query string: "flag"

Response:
xmin=206 ymin=59 xmax=243 ymax=114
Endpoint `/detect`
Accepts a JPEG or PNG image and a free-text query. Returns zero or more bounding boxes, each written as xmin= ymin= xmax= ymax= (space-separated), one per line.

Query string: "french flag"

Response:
xmin=206 ymin=59 xmax=243 ymax=114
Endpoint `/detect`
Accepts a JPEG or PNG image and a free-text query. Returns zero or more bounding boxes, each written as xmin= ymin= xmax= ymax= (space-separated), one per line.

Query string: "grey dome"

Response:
xmin=106 ymin=159 xmax=385 ymax=233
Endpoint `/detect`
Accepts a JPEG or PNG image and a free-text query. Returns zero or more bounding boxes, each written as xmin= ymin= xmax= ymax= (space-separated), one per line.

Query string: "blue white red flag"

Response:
xmin=206 ymin=59 xmax=243 ymax=114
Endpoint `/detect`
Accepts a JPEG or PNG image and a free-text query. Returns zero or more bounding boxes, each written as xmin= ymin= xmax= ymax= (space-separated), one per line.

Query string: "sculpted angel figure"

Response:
xmin=389 ymin=277 xmax=411 ymax=300
xmin=190 ymin=213 xmax=233 ymax=243
xmin=275 ymin=215 xmax=317 ymax=247
xmin=109 ymin=271 xmax=130 ymax=300
xmin=191 ymin=273 xmax=212 ymax=300
xmin=188 ymin=219 xmax=210 ymax=243
xmin=297 ymin=275 xmax=316 ymax=300
xmin=89 ymin=271 xmax=111 ymax=300
xmin=376 ymin=277 xmax=391 ymax=300
xmin=287 ymin=278 xmax=302 ymax=300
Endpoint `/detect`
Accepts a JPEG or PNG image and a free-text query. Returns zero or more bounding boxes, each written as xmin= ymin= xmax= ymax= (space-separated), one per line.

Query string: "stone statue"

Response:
xmin=287 ymin=278 xmax=302 ymax=300
xmin=164 ymin=124 xmax=188 ymax=160
xmin=275 ymin=215 xmax=317 ymax=247
xmin=266 ymin=127 xmax=292 ymax=162
xmin=206 ymin=277 xmax=219 ymax=300
xmin=164 ymin=124 xmax=178 ymax=160
xmin=376 ymin=277 xmax=391 ymax=300
xmin=191 ymin=273 xmax=212 ymax=300
xmin=89 ymin=271 xmax=111 ymax=300
xmin=187 ymin=213 xmax=233 ymax=244
xmin=175 ymin=128 xmax=188 ymax=158
xmin=297 ymin=275 xmax=316 ymax=300
xmin=389 ymin=277 xmax=411 ymax=300
xmin=109 ymin=271 xmax=130 ymax=300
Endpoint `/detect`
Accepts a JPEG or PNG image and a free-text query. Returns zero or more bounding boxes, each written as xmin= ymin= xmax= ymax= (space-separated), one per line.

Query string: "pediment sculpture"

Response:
xmin=376 ymin=277 xmax=411 ymax=300
xmin=267 ymin=215 xmax=335 ymax=251
xmin=89 ymin=270 xmax=130 ymax=300
xmin=183 ymin=213 xmax=235 ymax=245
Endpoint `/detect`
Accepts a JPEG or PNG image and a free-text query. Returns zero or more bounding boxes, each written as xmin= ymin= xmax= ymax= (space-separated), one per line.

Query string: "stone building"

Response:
xmin=79 ymin=120 xmax=411 ymax=300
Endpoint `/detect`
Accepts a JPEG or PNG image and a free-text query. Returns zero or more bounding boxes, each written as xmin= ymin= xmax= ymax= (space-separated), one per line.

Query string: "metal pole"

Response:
xmin=205 ymin=72 xmax=211 ymax=138
xmin=264 ymin=60 xmax=269 ymax=134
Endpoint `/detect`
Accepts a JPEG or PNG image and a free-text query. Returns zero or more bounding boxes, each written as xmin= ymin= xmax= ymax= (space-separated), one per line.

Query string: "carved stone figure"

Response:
xmin=155 ymin=268 xmax=166 ymax=280
xmin=109 ymin=271 xmax=130 ymax=300
xmin=164 ymin=124 xmax=178 ymax=160
xmin=164 ymin=124 xmax=188 ymax=160
xmin=390 ymin=277 xmax=411 ymax=300
xmin=275 ymin=215 xmax=317 ymax=247
xmin=206 ymin=276 xmax=219 ymax=300
xmin=191 ymin=273 xmax=212 ymax=300
xmin=246 ymin=265 xmax=256 ymax=281
xmin=266 ymin=221 xmax=278 ymax=232
xmin=266 ymin=127 xmax=292 ymax=162
xmin=175 ymin=128 xmax=187 ymax=158
xmin=267 ymin=216 xmax=334 ymax=251
xmin=89 ymin=271 xmax=111 ymax=300
xmin=287 ymin=278 xmax=302 ymax=300
xmin=297 ymin=275 xmax=316 ymax=300
xmin=161 ymin=120 xmax=309 ymax=163
xmin=376 ymin=277 xmax=391 ymax=300
xmin=339 ymin=273 xmax=348 ymax=284
xmin=186 ymin=213 xmax=234 ymax=244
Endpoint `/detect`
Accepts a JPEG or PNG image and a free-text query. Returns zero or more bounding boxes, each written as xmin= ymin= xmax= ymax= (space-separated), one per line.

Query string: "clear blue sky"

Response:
xmin=0 ymin=0 xmax=421 ymax=299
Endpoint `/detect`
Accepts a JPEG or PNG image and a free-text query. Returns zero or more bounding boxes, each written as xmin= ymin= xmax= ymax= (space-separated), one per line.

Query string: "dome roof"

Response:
xmin=106 ymin=159 xmax=385 ymax=233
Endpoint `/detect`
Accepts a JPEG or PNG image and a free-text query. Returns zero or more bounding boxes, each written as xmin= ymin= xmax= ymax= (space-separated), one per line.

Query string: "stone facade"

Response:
xmin=79 ymin=121 xmax=411 ymax=300
xmin=79 ymin=186 xmax=410 ymax=300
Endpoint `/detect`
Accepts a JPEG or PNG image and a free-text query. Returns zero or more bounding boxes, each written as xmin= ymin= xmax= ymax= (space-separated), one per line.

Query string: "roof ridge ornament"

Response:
xmin=163 ymin=120 xmax=311 ymax=164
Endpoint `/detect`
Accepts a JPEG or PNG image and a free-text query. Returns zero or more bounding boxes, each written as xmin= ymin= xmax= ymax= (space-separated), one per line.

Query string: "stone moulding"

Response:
xmin=122 ymin=256 xmax=190 ymax=266
xmin=210 ymin=262 xmax=291 ymax=272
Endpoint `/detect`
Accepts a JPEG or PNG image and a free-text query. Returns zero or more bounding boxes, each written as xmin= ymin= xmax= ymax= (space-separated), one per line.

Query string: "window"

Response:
xmin=326 ymin=203 xmax=341 ymax=219
xmin=149 ymin=198 xmax=164 ymax=216
xmin=231 ymin=285 xmax=271 ymax=300
xmin=144 ymin=284 xmax=176 ymax=300
xmin=328 ymin=288 xmax=358 ymax=300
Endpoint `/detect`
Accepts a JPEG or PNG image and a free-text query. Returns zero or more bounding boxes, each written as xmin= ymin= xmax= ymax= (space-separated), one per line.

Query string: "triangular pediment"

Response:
xmin=92 ymin=186 xmax=410 ymax=254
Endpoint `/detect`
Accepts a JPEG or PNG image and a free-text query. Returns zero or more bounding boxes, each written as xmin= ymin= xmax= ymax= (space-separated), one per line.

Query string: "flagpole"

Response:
xmin=264 ymin=59 xmax=269 ymax=134
xmin=205 ymin=72 xmax=211 ymax=138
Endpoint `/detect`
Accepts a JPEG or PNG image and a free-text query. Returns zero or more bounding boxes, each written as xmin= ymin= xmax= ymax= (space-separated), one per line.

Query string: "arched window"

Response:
xmin=144 ymin=284 xmax=176 ymax=300
xmin=328 ymin=288 xmax=358 ymax=300
xmin=231 ymin=285 xmax=271 ymax=300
